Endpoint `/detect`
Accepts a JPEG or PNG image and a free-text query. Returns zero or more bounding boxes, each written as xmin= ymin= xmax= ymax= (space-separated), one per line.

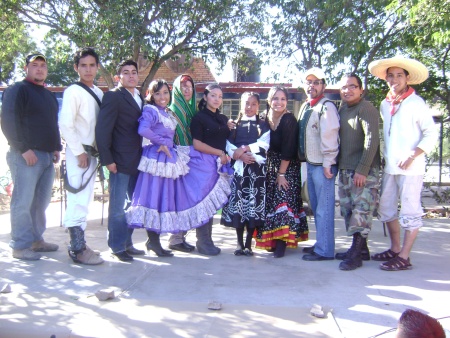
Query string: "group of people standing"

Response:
xmin=298 ymin=59 xmax=437 ymax=272
xmin=1 ymin=47 xmax=437 ymax=273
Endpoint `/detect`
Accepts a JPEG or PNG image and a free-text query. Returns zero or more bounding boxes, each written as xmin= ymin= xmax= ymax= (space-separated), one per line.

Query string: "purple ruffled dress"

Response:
xmin=126 ymin=104 xmax=232 ymax=234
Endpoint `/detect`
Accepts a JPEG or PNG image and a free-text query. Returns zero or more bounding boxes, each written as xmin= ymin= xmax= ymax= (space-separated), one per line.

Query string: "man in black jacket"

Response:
xmin=95 ymin=60 xmax=145 ymax=261
xmin=1 ymin=53 xmax=62 ymax=260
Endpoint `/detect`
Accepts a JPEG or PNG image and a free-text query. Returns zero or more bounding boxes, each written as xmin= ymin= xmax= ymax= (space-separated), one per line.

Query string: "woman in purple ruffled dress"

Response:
xmin=126 ymin=79 xmax=231 ymax=257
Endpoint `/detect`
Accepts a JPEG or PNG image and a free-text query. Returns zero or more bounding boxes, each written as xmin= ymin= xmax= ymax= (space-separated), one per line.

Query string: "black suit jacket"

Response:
xmin=96 ymin=86 xmax=143 ymax=176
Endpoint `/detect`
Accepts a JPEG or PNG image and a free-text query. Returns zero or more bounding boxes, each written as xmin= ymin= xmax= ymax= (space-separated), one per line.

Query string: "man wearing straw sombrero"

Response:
xmin=368 ymin=56 xmax=438 ymax=271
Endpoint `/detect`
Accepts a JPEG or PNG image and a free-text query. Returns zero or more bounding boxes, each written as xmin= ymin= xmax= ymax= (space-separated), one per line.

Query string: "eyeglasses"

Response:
xmin=305 ymin=80 xmax=323 ymax=86
xmin=181 ymin=86 xmax=193 ymax=91
xmin=340 ymin=85 xmax=359 ymax=91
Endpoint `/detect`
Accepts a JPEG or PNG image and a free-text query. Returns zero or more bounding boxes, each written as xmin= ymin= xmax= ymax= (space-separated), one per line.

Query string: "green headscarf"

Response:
xmin=169 ymin=74 xmax=197 ymax=146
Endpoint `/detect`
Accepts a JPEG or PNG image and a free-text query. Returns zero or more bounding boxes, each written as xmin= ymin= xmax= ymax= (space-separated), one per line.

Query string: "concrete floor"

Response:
xmin=0 ymin=201 xmax=449 ymax=338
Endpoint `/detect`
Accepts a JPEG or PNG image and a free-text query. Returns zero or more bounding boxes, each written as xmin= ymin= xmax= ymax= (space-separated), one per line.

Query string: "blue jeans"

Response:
xmin=108 ymin=172 xmax=137 ymax=253
xmin=7 ymin=149 xmax=55 ymax=250
xmin=307 ymin=163 xmax=337 ymax=258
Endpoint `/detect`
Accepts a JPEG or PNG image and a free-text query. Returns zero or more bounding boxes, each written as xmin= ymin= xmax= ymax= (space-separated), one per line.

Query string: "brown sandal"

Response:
xmin=380 ymin=256 xmax=412 ymax=271
xmin=371 ymin=249 xmax=399 ymax=261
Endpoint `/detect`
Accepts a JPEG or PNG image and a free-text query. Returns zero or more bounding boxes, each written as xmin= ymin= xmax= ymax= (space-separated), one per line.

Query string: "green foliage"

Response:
xmin=5 ymin=0 xmax=262 ymax=94
xmin=261 ymin=0 xmax=406 ymax=90
xmin=42 ymin=32 xmax=79 ymax=86
xmin=232 ymin=48 xmax=263 ymax=81
xmin=0 ymin=3 xmax=36 ymax=84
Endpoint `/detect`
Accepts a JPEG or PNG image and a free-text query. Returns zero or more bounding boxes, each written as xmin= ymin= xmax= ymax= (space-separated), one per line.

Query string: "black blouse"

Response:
xmin=190 ymin=108 xmax=230 ymax=151
xmin=269 ymin=112 xmax=299 ymax=160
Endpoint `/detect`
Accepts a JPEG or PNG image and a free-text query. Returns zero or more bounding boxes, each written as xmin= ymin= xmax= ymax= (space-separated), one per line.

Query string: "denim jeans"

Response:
xmin=108 ymin=172 xmax=137 ymax=253
xmin=7 ymin=149 xmax=55 ymax=250
xmin=307 ymin=163 xmax=337 ymax=258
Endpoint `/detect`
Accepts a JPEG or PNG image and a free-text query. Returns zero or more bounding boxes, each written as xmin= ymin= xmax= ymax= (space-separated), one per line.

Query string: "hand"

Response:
xmin=219 ymin=153 xmax=228 ymax=165
xmin=398 ymin=157 xmax=414 ymax=170
xmin=53 ymin=151 xmax=60 ymax=164
xmin=22 ymin=150 xmax=37 ymax=166
xmin=107 ymin=163 xmax=117 ymax=174
xmin=227 ymin=119 xmax=236 ymax=130
xmin=277 ymin=175 xmax=289 ymax=191
xmin=77 ymin=153 xmax=89 ymax=168
xmin=157 ymin=145 xmax=172 ymax=158
xmin=323 ymin=167 xmax=334 ymax=179
xmin=241 ymin=152 xmax=255 ymax=164
xmin=233 ymin=147 xmax=246 ymax=160
xmin=353 ymin=172 xmax=367 ymax=187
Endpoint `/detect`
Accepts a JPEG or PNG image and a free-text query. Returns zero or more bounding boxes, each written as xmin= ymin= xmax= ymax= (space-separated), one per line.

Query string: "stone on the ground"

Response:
xmin=310 ymin=304 xmax=326 ymax=318
xmin=95 ymin=289 xmax=115 ymax=301
xmin=207 ymin=301 xmax=222 ymax=310
xmin=0 ymin=283 xmax=11 ymax=293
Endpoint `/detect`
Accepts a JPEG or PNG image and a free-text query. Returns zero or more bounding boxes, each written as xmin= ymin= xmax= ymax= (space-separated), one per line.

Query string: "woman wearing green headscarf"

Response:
xmin=167 ymin=74 xmax=197 ymax=252
xmin=170 ymin=74 xmax=197 ymax=146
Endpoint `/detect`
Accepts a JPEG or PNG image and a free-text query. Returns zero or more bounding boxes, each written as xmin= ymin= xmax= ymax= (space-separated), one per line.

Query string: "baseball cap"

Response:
xmin=304 ymin=67 xmax=326 ymax=81
xmin=26 ymin=53 xmax=47 ymax=64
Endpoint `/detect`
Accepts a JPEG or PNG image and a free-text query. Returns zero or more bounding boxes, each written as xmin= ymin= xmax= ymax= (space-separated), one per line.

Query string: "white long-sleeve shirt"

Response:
xmin=59 ymin=84 xmax=103 ymax=156
xmin=381 ymin=93 xmax=438 ymax=175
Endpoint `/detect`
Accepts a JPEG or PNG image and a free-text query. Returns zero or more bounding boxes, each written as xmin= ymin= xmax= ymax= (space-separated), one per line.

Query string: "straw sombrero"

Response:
xmin=368 ymin=56 xmax=429 ymax=85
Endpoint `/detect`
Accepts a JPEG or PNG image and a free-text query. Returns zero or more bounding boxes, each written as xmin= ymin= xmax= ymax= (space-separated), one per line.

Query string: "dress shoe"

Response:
xmin=302 ymin=245 xmax=315 ymax=254
xmin=169 ymin=242 xmax=193 ymax=253
xmin=183 ymin=241 xmax=195 ymax=250
xmin=243 ymin=248 xmax=253 ymax=256
xmin=126 ymin=246 xmax=146 ymax=255
xmin=111 ymin=251 xmax=134 ymax=262
xmin=302 ymin=252 xmax=334 ymax=261
xmin=148 ymin=247 xmax=174 ymax=257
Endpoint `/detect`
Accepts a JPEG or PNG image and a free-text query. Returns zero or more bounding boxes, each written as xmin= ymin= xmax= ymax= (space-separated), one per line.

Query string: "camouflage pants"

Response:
xmin=338 ymin=168 xmax=380 ymax=238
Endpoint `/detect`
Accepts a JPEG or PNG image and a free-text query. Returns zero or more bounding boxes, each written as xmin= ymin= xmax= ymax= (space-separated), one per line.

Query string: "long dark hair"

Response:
xmin=266 ymin=85 xmax=288 ymax=114
xmin=198 ymin=83 xmax=222 ymax=111
xmin=146 ymin=79 xmax=172 ymax=105
xmin=230 ymin=92 xmax=261 ymax=141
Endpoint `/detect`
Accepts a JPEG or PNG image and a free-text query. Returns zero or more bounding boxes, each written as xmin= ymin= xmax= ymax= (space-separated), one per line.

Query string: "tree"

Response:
xmin=262 ymin=0 xmax=350 ymax=72
xmin=260 ymin=0 xmax=406 ymax=89
xmin=0 ymin=4 xmax=36 ymax=84
xmin=42 ymin=32 xmax=79 ymax=86
xmin=6 ymin=0 xmax=263 ymax=95
xmin=395 ymin=0 xmax=450 ymax=115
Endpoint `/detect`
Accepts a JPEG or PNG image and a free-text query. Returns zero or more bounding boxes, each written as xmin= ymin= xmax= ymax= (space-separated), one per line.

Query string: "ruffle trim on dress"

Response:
xmin=254 ymin=226 xmax=308 ymax=249
xmin=265 ymin=203 xmax=307 ymax=223
xmin=137 ymin=146 xmax=191 ymax=179
xmin=126 ymin=170 xmax=232 ymax=234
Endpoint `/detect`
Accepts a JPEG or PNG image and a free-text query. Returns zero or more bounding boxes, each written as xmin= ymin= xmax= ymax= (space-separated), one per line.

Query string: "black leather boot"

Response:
xmin=146 ymin=230 xmax=173 ymax=257
xmin=273 ymin=239 xmax=287 ymax=258
xmin=335 ymin=235 xmax=370 ymax=261
xmin=339 ymin=232 xmax=364 ymax=270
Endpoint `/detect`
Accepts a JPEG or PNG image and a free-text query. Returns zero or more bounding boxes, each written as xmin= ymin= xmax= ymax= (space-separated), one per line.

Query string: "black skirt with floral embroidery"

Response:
xmin=255 ymin=150 xmax=308 ymax=249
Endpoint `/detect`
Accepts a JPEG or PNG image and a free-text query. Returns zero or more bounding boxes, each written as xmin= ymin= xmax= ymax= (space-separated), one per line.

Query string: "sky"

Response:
xmin=210 ymin=58 xmax=300 ymax=86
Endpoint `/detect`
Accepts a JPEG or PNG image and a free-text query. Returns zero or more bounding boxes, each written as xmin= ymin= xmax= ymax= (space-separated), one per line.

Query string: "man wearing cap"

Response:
xmin=59 ymin=47 xmax=104 ymax=265
xmin=298 ymin=67 xmax=340 ymax=261
xmin=368 ymin=56 xmax=438 ymax=271
xmin=1 ymin=53 xmax=62 ymax=260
